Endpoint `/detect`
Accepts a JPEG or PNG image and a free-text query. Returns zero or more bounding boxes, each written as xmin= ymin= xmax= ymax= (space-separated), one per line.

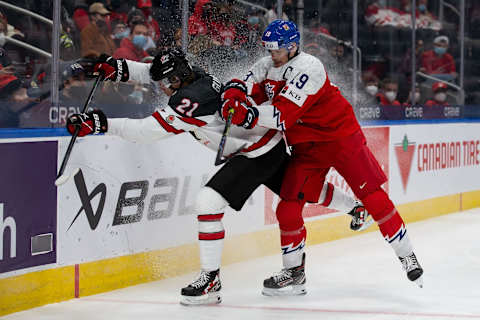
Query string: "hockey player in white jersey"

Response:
xmin=66 ymin=49 xmax=372 ymax=305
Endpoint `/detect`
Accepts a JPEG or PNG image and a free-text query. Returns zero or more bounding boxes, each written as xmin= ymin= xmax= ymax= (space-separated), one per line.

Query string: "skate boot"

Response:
xmin=262 ymin=253 xmax=306 ymax=296
xmin=348 ymin=202 xmax=373 ymax=231
xmin=399 ymin=252 xmax=424 ymax=288
xmin=180 ymin=269 xmax=222 ymax=305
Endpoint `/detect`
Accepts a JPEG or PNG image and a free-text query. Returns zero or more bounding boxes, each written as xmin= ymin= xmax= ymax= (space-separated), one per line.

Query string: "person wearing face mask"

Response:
xmin=136 ymin=0 xmax=161 ymax=51
xmin=113 ymin=22 xmax=149 ymax=62
xmin=376 ymin=78 xmax=401 ymax=106
xmin=111 ymin=19 xmax=130 ymax=47
xmin=81 ymin=2 xmax=117 ymax=58
xmin=425 ymin=81 xmax=449 ymax=106
xmin=403 ymin=83 xmax=422 ymax=106
xmin=420 ymin=36 xmax=457 ymax=82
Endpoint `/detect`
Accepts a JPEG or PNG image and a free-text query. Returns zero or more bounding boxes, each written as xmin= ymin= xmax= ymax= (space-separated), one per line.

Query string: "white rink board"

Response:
xmin=57 ymin=134 xmax=267 ymax=266
xmin=389 ymin=123 xmax=480 ymax=204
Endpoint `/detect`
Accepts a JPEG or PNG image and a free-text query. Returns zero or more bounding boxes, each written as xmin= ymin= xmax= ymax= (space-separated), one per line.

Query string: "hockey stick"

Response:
xmin=214 ymin=108 xmax=246 ymax=166
xmin=55 ymin=74 xmax=104 ymax=186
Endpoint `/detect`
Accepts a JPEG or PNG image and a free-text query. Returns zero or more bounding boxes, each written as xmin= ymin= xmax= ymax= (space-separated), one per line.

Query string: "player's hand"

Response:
xmin=221 ymin=79 xmax=248 ymax=104
xmin=66 ymin=110 xmax=108 ymax=137
xmin=221 ymin=99 xmax=259 ymax=129
xmin=92 ymin=54 xmax=129 ymax=82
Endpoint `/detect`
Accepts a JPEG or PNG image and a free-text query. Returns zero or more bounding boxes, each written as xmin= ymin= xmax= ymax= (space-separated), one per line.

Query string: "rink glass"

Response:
xmin=0 ymin=0 xmax=478 ymax=129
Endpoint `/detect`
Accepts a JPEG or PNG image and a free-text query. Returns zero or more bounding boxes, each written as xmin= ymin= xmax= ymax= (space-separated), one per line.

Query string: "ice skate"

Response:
xmin=348 ymin=202 xmax=373 ymax=231
xmin=399 ymin=252 xmax=424 ymax=288
xmin=180 ymin=269 xmax=222 ymax=305
xmin=262 ymin=253 xmax=306 ymax=296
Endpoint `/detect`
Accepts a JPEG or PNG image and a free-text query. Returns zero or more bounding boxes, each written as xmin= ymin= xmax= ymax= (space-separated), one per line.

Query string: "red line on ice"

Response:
xmin=81 ymin=298 xmax=480 ymax=318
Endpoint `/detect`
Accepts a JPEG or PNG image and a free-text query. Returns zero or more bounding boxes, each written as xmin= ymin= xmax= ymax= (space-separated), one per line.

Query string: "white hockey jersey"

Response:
xmin=107 ymin=60 xmax=282 ymax=158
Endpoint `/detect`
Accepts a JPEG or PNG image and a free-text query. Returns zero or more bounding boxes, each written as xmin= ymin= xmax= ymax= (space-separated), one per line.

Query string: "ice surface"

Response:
xmin=4 ymin=208 xmax=480 ymax=320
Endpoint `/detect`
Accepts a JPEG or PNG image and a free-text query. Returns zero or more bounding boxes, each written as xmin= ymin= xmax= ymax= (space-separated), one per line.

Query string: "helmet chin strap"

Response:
xmin=287 ymin=44 xmax=300 ymax=61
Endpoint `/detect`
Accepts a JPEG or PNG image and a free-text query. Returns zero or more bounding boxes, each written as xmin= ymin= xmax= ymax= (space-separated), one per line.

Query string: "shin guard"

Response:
xmin=195 ymin=187 xmax=228 ymax=271
xmin=362 ymin=190 xmax=413 ymax=258
xmin=276 ymin=200 xmax=306 ymax=268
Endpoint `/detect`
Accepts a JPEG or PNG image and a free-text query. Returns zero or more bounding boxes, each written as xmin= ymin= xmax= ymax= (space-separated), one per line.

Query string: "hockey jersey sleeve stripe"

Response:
xmin=178 ymin=116 xmax=208 ymax=127
xmin=242 ymin=129 xmax=277 ymax=153
xmin=198 ymin=213 xmax=224 ymax=221
xmin=199 ymin=231 xmax=225 ymax=240
xmin=152 ymin=111 xmax=185 ymax=134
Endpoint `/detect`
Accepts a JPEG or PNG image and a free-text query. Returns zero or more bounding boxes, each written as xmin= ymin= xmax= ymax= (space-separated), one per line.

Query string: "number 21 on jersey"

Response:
xmin=176 ymin=98 xmax=199 ymax=117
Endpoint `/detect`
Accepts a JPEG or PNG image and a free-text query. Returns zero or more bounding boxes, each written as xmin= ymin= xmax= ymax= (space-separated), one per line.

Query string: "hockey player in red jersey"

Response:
xmin=65 ymin=49 xmax=372 ymax=305
xmin=221 ymin=20 xmax=424 ymax=293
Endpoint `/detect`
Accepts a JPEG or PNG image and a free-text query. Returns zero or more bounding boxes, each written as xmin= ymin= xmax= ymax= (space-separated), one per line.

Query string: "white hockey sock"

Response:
xmin=385 ymin=225 xmax=414 ymax=258
xmin=318 ymin=182 xmax=357 ymax=212
xmin=198 ymin=219 xmax=224 ymax=271
xmin=194 ymin=187 xmax=228 ymax=272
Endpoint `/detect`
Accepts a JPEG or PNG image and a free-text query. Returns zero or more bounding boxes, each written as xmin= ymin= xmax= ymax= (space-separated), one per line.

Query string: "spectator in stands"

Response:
xmin=73 ymin=0 xmax=92 ymax=32
xmin=403 ymin=83 xmax=422 ymax=106
xmin=377 ymin=77 xmax=401 ymax=106
xmin=60 ymin=8 xmax=79 ymax=60
xmin=0 ymin=10 xmax=25 ymax=44
xmin=425 ymin=81 xmax=449 ymax=106
xmin=0 ymin=75 xmax=35 ymax=127
xmin=357 ymin=71 xmax=381 ymax=107
xmin=60 ymin=62 xmax=87 ymax=106
xmin=188 ymin=0 xmax=215 ymax=37
xmin=244 ymin=9 xmax=266 ymax=49
xmin=0 ymin=75 xmax=21 ymax=127
xmin=81 ymin=2 xmax=116 ymax=58
xmin=362 ymin=71 xmax=380 ymax=98
xmin=0 ymin=75 xmax=29 ymax=103
xmin=399 ymin=39 xmax=424 ymax=79
xmin=137 ymin=0 xmax=161 ymax=51
xmin=420 ymin=35 xmax=457 ymax=82
xmin=113 ymin=22 xmax=150 ymax=61
xmin=264 ymin=0 xmax=289 ymax=24
xmin=111 ymin=19 xmax=130 ymax=47
xmin=400 ymin=0 xmax=442 ymax=30
xmin=110 ymin=0 xmax=130 ymax=24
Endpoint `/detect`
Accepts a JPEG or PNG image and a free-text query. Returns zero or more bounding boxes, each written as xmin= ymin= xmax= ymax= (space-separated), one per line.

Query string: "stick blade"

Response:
xmin=55 ymin=174 xmax=69 ymax=186
xmin=55 ymin=168 xmax=80 ymax=186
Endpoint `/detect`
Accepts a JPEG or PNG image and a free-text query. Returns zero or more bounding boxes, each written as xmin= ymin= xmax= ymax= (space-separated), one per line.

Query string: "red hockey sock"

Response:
xmin=276 ymin=200 xmax=306 ymax=268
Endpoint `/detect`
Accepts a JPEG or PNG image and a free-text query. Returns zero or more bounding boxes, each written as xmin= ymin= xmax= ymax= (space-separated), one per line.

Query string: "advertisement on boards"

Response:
xmin=0 ymin=142 xmax=57 ymax=274
xmin=390 ymin=123 xmax=480 ymax=203
xmin=57 ymin=134 xmax=265 ymax=265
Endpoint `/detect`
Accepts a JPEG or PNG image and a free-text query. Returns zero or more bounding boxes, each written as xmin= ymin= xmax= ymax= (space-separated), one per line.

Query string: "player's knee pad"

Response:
xmin=276 ymin=199 xmax=305 ymax=231
xmin=194 ymin=187 xmax=228 ymax=215
xmin=360 ymin=188 xmax=395 ymax=223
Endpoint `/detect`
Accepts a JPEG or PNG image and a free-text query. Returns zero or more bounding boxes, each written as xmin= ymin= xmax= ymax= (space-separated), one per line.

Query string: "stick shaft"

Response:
xmin=56 ymin=75 xmax=103 ymax=180
xmin=215 ymin=110 xmax=234 ymax=166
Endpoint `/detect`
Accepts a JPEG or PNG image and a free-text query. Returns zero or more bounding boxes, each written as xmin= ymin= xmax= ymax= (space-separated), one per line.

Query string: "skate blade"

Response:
xmin=180 ymin=292 xmax=221 ymax=306
xmin=414 ymin=276 xmax=424 ymax=288
xmin=262 ymin=284 xmax=307 ymax=296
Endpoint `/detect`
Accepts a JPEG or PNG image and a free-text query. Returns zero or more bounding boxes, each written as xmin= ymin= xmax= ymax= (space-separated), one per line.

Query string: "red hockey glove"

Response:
xmin=221 ymin=79 xmax=248 ymax=104
xmin=66 ymin=110 xmax=108 ymax=137
xmin=92 ymin=54 xmax=129 ymax=82
xmin=221 ymin=99 xmax=259 ymax=129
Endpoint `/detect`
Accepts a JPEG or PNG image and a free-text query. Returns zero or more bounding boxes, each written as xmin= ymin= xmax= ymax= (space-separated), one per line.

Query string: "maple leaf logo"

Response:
xmin=394 ymin=135 xmax=416 ymax=193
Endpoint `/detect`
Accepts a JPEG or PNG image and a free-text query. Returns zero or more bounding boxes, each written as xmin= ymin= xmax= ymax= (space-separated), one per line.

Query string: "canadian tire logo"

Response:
xmin=394 ymin=135 xmax=416 ymax=193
